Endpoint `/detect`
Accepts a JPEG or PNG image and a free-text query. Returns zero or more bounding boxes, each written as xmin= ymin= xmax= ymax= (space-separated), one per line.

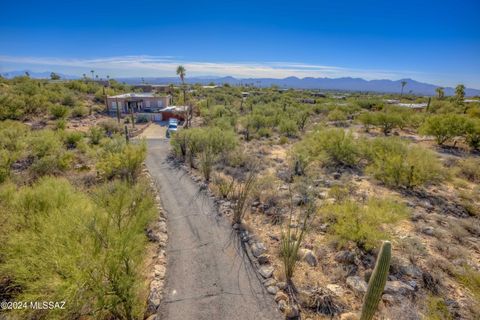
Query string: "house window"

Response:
xmin=111 ymin=101 xmax=117 ymax=109
xmin=146 ymin=100 xmax=150 ymax=108
xmin=158 ymin=100 xmax=164 ymax=108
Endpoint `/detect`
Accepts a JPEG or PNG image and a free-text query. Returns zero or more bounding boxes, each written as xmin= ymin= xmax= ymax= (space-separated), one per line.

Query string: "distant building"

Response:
xmin=299 ymin=98 xmax=316 ymax=104
xmin=311 ymin=92 xmax=326 ymax=98
xmin=106 ymin=93 xmax=171 ymax=113
xmin=396 ymin=103 xmax=427 ymax=111
xmin=132 ymin=84 xmax=173 ymax=93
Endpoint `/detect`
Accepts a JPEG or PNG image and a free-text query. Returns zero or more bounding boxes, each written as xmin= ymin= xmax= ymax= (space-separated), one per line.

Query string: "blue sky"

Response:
xmin=1 ymin=0 xmax=479 ymax=88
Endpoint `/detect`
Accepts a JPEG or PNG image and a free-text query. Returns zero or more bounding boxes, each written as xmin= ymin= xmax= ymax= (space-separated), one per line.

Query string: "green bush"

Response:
xmin=457 ymin=158 xmax=480 ymax=182
xmin=320 ymin=197 xmax=409 ymax=250
xmin=0 ymin=94 xmax=26 ymax=120
xmin=372 ymin=111 xmax=403 ymax=135
xmin=64 ymin=131 xmax=84 ymax=149
xmin=70 ymin=105 xmax=89 ymax=117
xmin=425 ymin=295 xmax=453 ymax=320
xmin=49 ymin=104 xmax=69 ymax=119
xmin=464 ymin=118 xmax=480 ymax=150
xmin=89 ymin=126 xmax=105 ymax=145
xmin=29 ymin=130 xmax=73 ymax=176
xmin=327 ymin=108 xmax=348 ymax=122
xmin=364 ymin=137 xmax=443 ymax=188
xmin=0 ymin=177 xmax=155 ymax=319
xmin=420 ymin=114 xmax=468 ymax=145
xmin=62 ymin=94 xmax=77 ymax=106
xmin=292 ymin=127 xmax=360 ymax=171
xmin=279 ymin=118 xmax=298 ymax=137
xmin=98 ymin=119 xmax=122 ymax=135
xmin=358 ymin=112 xmax=377 ymax=132
xmin=455 ymin=264 xmax=480 ymax=302
xmin=97 ymin=139 xmax=147 ymax=184
xmin=55 ymin=119 xmax=66 ymax=130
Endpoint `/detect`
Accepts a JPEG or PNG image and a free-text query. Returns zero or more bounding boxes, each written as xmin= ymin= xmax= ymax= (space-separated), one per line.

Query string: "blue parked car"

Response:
xmin=166 ymin=118 xmax=179 ymax=138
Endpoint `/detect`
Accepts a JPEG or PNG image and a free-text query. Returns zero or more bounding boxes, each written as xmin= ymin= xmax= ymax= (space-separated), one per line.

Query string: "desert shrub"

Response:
xmin=0 ymin=94 xmax=26 ymax=120
xmin=464 ymin=118 xmax=480 ymax=150
xmin=327 ymin=108 xmax=348 ymax=122
xmin=98 ymin=119 xmax=122 ymax=135
xmin=172 ymin=126 xmax=237 ymax=177
xmin=97 ymin=139 xmax=146 ymax=184
xmin=212 ymin=174 xmax=235 ymax=199
xmin=328 ymin=184 xmax=353 ymax=203
xmin=357 ymin=99 xmax=383 ymax=110
xmin=320 ymin=197 xmax=409 ymax=250
xmin=357 ymin=112 xmax=376 ymax=132
xmin=62 ymin=94 xmax=76 ymax=106
xmin=279 ymin=118 xmax=298 ymax=137
xmin=49 ymin=104 xmax=69 ymax=119
xmin=292 ymin=127 xmax=360 ymax=171
xmin=420 ymin=114 xmax=468 ymax=145
xmin=0 ymin=120 xmax=30 ymax=183
xmin=457 ymin=158 xmax=480 ymax=182
xmin=455 ymin=265 xmax=480 ymax=302
xmin=55 ymin=119 xmax=66 ymax=130
xmin=70 ymin=105 xmax=89 ymax=117
xmin=364 ymin=137 xmax=443 ymax=188
xmin=0 ymin=177 xmax=155 ymax=319
xmin=64 ymin=131 xmax=84 ymax=149
xmin=425 ymin=295 xmax=453 ymax=320
xmin=29 ymin=130 xmax=73 ymax=176
xmin=257 ymin=127 xmax=272 ymax=138
xmin=372 ymin=111 xmax=403 ymax=135
xmin=89 ymin=126 xmax=105 ymax=145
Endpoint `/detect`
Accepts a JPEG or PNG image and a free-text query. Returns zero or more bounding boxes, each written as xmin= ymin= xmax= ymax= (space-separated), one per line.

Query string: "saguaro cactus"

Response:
xmin=360 ymin=241 xmax=391 ymax=320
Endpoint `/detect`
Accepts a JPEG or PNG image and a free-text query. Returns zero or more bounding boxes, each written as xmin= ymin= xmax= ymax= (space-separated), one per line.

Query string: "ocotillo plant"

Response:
xmin=360 ymin=241 xmax=391 ymax=320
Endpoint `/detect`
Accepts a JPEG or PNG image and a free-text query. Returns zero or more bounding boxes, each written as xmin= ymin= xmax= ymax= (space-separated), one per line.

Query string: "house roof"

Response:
xmin=397 ymin=103 xmax=427 ymax=109
xmin=109 ymin=92 xmax=155 ymax=98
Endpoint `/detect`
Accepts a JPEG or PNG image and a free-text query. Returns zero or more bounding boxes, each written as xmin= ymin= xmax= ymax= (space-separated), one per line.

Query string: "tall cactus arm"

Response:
xmin=360 ymin=241 xmax=392 ymax=320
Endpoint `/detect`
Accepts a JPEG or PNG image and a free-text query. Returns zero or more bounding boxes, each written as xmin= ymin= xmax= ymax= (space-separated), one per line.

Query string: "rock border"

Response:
xmin=144 ymin=169 xmax=169 ymax=320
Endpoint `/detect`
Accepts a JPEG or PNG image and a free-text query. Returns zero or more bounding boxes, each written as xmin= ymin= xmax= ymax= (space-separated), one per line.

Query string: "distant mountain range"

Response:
xmin=2 ymin=70 xmax=479 ymax=96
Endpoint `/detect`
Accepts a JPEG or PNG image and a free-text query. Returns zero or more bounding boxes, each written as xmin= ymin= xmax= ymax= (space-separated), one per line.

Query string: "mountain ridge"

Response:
xmin=2 ymin=70 xmax=479 ymax=96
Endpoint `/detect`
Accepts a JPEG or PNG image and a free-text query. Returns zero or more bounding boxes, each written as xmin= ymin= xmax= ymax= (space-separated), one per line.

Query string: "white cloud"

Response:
xmin=0 ymin=55 xmax=421 ymax=80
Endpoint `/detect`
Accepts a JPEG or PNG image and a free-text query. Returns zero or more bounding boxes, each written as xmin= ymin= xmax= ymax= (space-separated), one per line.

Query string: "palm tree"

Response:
xmin=435 ymin=87 xmax=445 ymax=99
xmin=90 ymin=70 xmax=95 ymax=79
xmin=176 ymin=65 xmax=190 ymax=126
xmin=82 ymin=73 xmax=87 ymax=81
xmin=400 ymin=80 xmax=407 ymax=96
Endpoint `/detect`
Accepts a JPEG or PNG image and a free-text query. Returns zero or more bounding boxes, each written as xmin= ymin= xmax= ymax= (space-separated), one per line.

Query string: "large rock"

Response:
xmin=384 ymin=281 xmax=415 ymax=295
xmin=335 ymin=250 xmax=356 ymax=264
xmin=259 ymin=265 xmax=274 ymax=278
xmin=326 ymin=284 xmax=345 ymax=297
xmin=346 ymin=276 xmax=368 ymax=295
xmin=267 ymin=285 xmax=279 ymax=295
xmin=250 ymin=242 xmax=267 ymax=257
xmin=422 ymin=226 xmax=435 ymax=236
xmin=275 ymin=291 xmax=289 ymax=302
xmin=298 ymin=248 xmax=318 ymax=267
